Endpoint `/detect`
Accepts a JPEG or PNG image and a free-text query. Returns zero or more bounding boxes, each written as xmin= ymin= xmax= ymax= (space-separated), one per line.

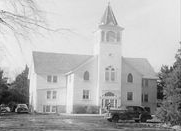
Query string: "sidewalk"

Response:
xmin=59 ymin=113 xmax=106 ymax=117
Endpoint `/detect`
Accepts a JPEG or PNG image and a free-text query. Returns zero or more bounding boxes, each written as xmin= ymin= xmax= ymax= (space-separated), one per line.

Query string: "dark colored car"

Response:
xmin=0 ymin=104 xmax=10 ymax=114
xmin=15 ymin=104 xmax=29 ymax=113
xmin=106 ymin=106 xmax=152 ymax=123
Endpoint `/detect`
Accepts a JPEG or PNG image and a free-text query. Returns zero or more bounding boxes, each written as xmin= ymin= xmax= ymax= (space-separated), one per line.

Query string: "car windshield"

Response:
xmin=118 ymin=106 xmax=127 ymax=110
xmin=19 ymin=105 xmax=27 ymax=108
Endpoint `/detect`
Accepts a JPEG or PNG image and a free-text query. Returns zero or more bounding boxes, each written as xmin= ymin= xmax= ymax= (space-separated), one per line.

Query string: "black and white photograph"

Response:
xmin=0 ymin=0 xmax=180 ymax=130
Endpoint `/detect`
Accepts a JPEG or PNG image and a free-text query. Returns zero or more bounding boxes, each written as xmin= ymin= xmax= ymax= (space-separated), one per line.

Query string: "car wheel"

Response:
xmin=112 ymin=115 xmax=119 ymax=123
xmin=17 ymin=108 xmax=22 ymax=113
xmin=140 ymin=117 xmax=147 ymax=122
xmin=1 ymin=109 xmax=6 ymax=113
xmin=107 ymin=118 xmax=112 ymax=122
xmin=135 ymin=120 xmax=140 ymax=123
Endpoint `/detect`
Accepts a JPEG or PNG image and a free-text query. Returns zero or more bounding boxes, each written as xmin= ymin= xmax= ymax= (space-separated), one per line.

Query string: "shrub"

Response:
xmin=86 ymin=106 xmax=99 ymax=114
xmin=156 ymin=104 xmax=181 ymax=125
xmin=73 ymin=105 xmax=87 ymax=114
xmin=73 ymin=105 xmax=99 ymax=114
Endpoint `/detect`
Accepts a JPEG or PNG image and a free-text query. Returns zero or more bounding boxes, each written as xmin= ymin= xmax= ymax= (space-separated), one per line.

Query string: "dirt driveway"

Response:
xmin=0 ymin=113 xmax=172 ymax=131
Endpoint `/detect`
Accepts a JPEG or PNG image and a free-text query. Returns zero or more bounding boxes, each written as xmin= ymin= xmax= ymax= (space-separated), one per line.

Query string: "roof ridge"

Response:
xmin=33 ymin=51 xmax=93 ymax=56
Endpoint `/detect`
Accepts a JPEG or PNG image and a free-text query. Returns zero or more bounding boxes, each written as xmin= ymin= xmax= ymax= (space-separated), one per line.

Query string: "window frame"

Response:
xmin=83 ymin=71 xmax=90 ymax=81
xmin=142 ymin=79 xmax=149 ymax=87
xmin=83 ymin=90 xmax=90 ymax=100
xmin=105 ymin=68 xmax=110 ymax=81
xmin=45 ymin=105 xmax=50 ymax=112
xmin=53 ymin=76 xmax=58 ymax=83
xmin=52 ymin=91 xmax=57 ymax=99
xmin=47 ymin=75 xmax=52 ymax=82
xmin=144 ymin=93 xmax=149 ymax=102
xmin=111 ymin=68 xmax=115 ymax=81
xmin=51 ymin=106 xmax=57 ymax=113
xmin=127 ymin=73 xmax=133 ymax=83
xmin=117 ymin=31 xmax=120 ymax=42
xmin=105 ymin=66 xmax=116 ymax=82
xmin=106 ymin=31 xmax=116 ymax=42
xmin=47 ymin=75 xmax=58 ymax=83
xmin=47 ymin=91 xmax=51 ymax=99
xmin=101 ymin=31 xmax=105 ymax=42
xmin=127 ymin=92 xmax=133 ymax=101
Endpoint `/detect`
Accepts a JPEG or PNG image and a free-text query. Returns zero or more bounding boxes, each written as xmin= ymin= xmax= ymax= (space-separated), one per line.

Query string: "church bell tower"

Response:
xmin=95 ymin=3 xmax=124 ymax=109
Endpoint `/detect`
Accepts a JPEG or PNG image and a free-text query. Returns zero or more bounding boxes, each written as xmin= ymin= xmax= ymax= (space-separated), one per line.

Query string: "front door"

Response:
xmin=103 ymin=99 xmax=118 ymax=108
xmin=101 ymin=92 xmax=120 ymax=108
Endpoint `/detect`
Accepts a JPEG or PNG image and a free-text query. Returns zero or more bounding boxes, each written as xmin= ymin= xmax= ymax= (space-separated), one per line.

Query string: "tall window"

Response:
xmin=111 ymin=68 xmax=115 ymax=81
xmin=117 ymin=31 xmax=120 ymax=42
xmin=106 ymin=31 xmax=116 ymax=42
xmin=83 ymin=90 xmax=90 ymax=100
xmin=53 ymin=76 xmax=57 ymax=83
xmin=105 ymin=66 xmax=116 ymax=82
xmin=101 ymin=31 xmax=105 ymax=42
xmin=105 ymin=68 xmax=110 ymax=81
xmin=47 ymin=75 xmax=52 ymax=82
xmin=142 ymin=79 xmax=149 ymax=87
xmin=45 ymin=105 xmax=50 ymax=112
xmin=144 ymin=94 xmax=148 ymax=102
xmin=52 ymin=106 xmax=57 ymax=113
xmin=83 ymin=71 xmax=89 ymax=81
xmin=145 ymin=79 xmax=148 ymax=87
xmin=52 ymin=91 xmax=57 ymax=99
xmin=43 ymin=105 xmax=46 ymax=112
xmin=127 ymin=92 xmax=133 ymax=101
xmin=47 ymin=91 xmax=51 ymax=99
xmin=127 ymin=73 xmax=133 ymax=83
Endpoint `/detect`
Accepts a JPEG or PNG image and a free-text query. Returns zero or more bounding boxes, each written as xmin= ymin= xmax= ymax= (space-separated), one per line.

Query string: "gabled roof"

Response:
xmin=33 ymin=51 xmax=93 ymax=74
xmin=100 ymin=3 xmax=118 ymax=26
xmin=123 ymin=57 xmax=158 ymax=79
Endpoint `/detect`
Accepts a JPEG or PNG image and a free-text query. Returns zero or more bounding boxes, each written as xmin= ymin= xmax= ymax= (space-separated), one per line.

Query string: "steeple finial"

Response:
xmin=100 ymin=2 xmax=118 ymax=25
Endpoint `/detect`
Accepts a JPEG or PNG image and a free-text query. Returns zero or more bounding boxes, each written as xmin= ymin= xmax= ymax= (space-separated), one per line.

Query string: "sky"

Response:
xmin=0 ymin=0 xmax=180 ymax=76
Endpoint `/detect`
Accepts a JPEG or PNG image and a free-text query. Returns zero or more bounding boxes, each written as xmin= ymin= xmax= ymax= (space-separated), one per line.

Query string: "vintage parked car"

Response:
xmin=106 ymin=106 xmax=152 ymax=123
xmin=0 ymin=104 xmax=10 ymax=113
xmin=15 ymin=104 xmax=29 ymax=113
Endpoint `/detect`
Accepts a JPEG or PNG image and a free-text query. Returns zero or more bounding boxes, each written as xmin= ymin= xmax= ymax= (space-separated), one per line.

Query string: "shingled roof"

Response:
xmin=33 ymin=51 xmax=93 ymax=74
xmin=123 ymin=57 xmax=157 ymax=79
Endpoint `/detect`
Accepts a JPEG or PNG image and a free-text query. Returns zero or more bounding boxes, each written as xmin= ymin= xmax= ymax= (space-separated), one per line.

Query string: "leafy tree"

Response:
xmin=156 ymin=47 xmax=181 ymax=125
xmin=0 ymin=69 xmax=9 ymax=104
xmin=157 ymin=66 xmax=172 ymax=100
xmin=11 ymin=66 xmax=29 ymax=104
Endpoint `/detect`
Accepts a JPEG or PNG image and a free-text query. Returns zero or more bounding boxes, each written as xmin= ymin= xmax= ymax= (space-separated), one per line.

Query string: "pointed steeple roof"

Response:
xmin=100 ymin=3 xmax=118 ymax=26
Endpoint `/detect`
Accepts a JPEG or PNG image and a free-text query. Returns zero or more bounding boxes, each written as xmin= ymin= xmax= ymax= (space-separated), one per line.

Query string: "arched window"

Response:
xmin=106 ymin=31 xmax=116 ymax=42
xmin=117 ymin=31 xmax=120 ymax=42
xmin=105 ymin=66 xmax=116 ymax=82
xmin=104 ymin=92 xmax=115 ymax=97
xmin=101 ymin=31 xmax=105 ymax=42
xmin=127 ymin=73 xmax=133 ymax=83
xmin=111 ymin=68 xmax=115 ymax=81
xmin=105 ymin=68 xmax=109 ymax=81
xmin=83 ymin=71 xmax=89 ymax=80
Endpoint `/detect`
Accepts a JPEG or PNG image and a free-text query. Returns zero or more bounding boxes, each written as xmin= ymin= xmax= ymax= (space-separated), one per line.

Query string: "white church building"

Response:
xmin=29 ymin=4 xmax=158 ymax=114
